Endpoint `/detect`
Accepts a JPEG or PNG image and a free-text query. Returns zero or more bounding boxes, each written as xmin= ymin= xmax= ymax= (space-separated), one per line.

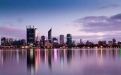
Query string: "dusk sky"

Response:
xmin=0 ymin=0 xmax=121 ymax=43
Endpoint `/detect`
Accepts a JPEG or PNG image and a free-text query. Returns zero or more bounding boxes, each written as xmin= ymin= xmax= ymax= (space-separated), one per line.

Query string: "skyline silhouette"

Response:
xmin=0 ymin=0 xmax=121 ymax=43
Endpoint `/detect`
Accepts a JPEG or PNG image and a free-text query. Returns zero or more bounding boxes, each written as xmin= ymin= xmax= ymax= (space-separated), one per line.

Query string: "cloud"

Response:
xmin=98 ymin=4 xmax=120 ymax=9
xmin=72 ymin=13 xmax=121 ymax=42
xmin=110 ymin=13 xmax=121 ymax=20
xmin=0 ymin=25 xmax=26 ymax=39
xmin=75 ymin=13 xmax=121 ymax=33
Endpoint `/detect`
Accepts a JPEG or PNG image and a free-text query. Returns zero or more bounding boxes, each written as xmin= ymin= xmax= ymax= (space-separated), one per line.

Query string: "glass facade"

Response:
xmin=60 ymin=35 xmax=64 ymax=44
xmin=66 ymin=34 xmax=72 ymax=45
xmin=26 ymin=25 xmax=37 ymax=46
xmin=48 ymin=28 xmax=52 ymax=43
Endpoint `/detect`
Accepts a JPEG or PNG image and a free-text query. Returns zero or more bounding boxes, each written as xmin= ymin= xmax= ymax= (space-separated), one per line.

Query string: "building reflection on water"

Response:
xmin=66 ymin=49 xmax=72 ymax=63
xmin=27 ymin=49 xmax=35 ymax=75
xmin=0 ymin=49 xmax=26 ymax=65
xmin=60 ymin=50 xmax=64 ymax=67
xmin=0 ymin=48 xmax=121 ymax=74
xmin=48 ymin=49 xmax=52 ymax=70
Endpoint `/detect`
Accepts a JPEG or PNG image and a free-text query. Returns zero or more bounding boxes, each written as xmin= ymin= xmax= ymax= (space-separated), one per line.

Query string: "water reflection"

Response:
xmin=0 ymin=49 xmax=26 ymax=66
xmin=27 ymin=49 xmax=35 ymax=75
xmin=0 ymin=48 xmax=121 ymax=75
xmin=48 ymin=49 xmax=52 ymax=70
xmin=66 ymin=49 xmax=72 ymax=63
xmin=60 ymin=50 xmax=64 ymax=67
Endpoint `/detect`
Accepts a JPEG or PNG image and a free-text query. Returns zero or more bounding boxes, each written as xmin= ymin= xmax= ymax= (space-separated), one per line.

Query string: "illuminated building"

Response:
xmin=8 ymin=38 xmax=13 ymax=45
xmin=52 ymin=37 xmax=58 ymax=47
xmin=26 ymin=25 xmax=38 ymax=46
xmin=52 ymin=37 xmax=58 ymax=43
xmin=80 ymin=39 xmax=84 ymax=45
xmin=40 ymin=36 xmax=45 ymax=46
xmin=80 ymin=39 xmax=82 ymax=43
xmin=48 ymin=28 xmax=52 ymax=43
xmin=35 ymin=28 xmax=38 ymax=43
xmin=112 ymin=38 xmax=116 ymax=46
xmin=1 ymin=37 xmax=9 ymax=46
xmin=72 ymin=40 xmax=76 ymax=45
xmin=21 ymin=39 xmax=26 ymax=46
xmin=12 ymin=39 xmax=21 ymax=46
xmin=108 ymin=41 xmax=113 ymax=46
xmin=60 ymin=35 xmax=64 ymax=45
xmin=66 ymin=34 xmax=72 ymax=46
xmin=98 ymin=41 xmax=106 ymax=46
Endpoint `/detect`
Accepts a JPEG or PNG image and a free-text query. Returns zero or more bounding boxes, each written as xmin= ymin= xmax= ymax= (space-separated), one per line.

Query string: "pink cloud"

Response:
xmin=0 ymin=25 xmax=26 ymax=39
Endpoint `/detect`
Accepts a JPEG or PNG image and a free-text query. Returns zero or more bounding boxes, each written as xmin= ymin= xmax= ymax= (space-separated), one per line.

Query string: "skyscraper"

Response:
xmin=66 ymin=34 xmax=72 ymax=46
xmin=26 ymin=25 xmax=38 ymax=46
xmin=40 ymin=35 xmax=45 ymax=46
xmin=52 ymin=37 xmax=58 ymax=43
xmin=8 ymin=38 xmax=13 ymax=45
xmin=60 ymin=35 xmax=64 ymax=45
xmin=112 ymin=38 xmax=116 ymax=45
xmin=35 ymin=28 xmax=38 ymax=42
xmin=48 ymin=28 xmax=52 ymax=43
xmin=1 ymin=37 xmax=7 ymax=46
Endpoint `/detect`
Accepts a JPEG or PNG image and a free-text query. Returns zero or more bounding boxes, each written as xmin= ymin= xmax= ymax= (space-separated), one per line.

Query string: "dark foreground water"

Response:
xmin=0 ymin=48 xmax=121 ymax=75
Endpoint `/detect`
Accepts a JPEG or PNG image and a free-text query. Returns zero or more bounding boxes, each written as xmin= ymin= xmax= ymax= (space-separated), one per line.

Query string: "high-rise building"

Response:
xmin=21 ymin=39 xmax=26 ymax=46
xmin=35 ymin=28 xmax=38 ymax=42
xmin=40 ymin=35 xmax=45 ymax=46
xmin=80 ymin=39 xmax=84 ymax=45
xmin=80 ymin=39 xmax=82 ymax=43
xmin=8 ymin=38 xmax=13 ymax=43
xmin=8 ymin=38 xmax=13 ymax=45
xmin=48 ymin=28 xmax=52 ymax=43
xmin=1 ymin=37 xmax=7 ymax=46
xmin=108 ymin=41 xmax=113 ymax=46
xmin=72 ymin=40 xmax=75 ymax=45
xmin=52 ymin=37 xmax=58 ymax=43
xmin=60 ymin=35 xmax=64 ymax=44
xmin=52 ymin=37 xmax=58 ymax=47
xmin=112 ymin=38 xmax=116 ymax=45
xmin=66 ymin=34 xmax=72 ymax=46
xmin=26 ymin=25 xmax=38 ymax=46
xmin=98 ymin=41 xmax=106 ymax=46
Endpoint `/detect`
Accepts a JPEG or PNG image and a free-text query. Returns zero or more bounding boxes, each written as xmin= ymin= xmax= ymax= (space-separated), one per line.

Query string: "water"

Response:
xmin=0 ymin=48 xmax=121 ymax=75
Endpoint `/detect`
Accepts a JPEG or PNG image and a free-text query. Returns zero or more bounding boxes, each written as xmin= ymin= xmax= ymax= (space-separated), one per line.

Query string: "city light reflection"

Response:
xmin=54 ymin=49 xmax=57 ymax=62
xmin=0 ymin=48 xmax=120 ymax=75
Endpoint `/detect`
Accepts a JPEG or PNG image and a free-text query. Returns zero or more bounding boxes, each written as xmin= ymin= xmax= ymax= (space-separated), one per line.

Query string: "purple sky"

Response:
xmin=0 ymin=0 xmax=121 ymax=43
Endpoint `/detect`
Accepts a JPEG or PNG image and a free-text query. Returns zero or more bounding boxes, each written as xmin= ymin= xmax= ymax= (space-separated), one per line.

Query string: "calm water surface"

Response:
xmin=0 ymin=48 xmax=121 ymax=75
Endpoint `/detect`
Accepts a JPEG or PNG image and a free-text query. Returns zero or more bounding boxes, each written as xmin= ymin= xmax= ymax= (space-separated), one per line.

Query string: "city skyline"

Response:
xmin=0 ymin=0 xmax=121 ymax=43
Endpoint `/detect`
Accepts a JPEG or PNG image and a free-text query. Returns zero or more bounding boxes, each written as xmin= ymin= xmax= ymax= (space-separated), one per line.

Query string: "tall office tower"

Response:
xmin=9 ymin=38 xmax=13 ymax=43
xmin=1 ymin=37 xmax=7 ymax=46
xmin=60 ymin=35 xmax=64 ymax=44
xmin=35 ymin=28 xmax=38 ymax=42
xmin=52 ymin=37 xmax=58 ymax=43
xmin=72 ymin=40 xmax=76 ymax=45
xmin=8 ymin=38 xmax=13 ymax=45
xmin=66 ymin=34 xmax=72 ymax=46
xmin=80 ymin=39 xmax=83 ymax=45
xmin=53 ymin=37 xmax=58 ymax=47
xmin=112 ymin=38 xmax=116 ymax=45
xmin=26 ymin=25 xmax=37 ymax=46
xmin=48 ymin=28 xmax=52 ymax=43
xmin=108 ymin=41 xmax=113 ymax=46
xmin=40 ymin=35 xmax=45 ymax=46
